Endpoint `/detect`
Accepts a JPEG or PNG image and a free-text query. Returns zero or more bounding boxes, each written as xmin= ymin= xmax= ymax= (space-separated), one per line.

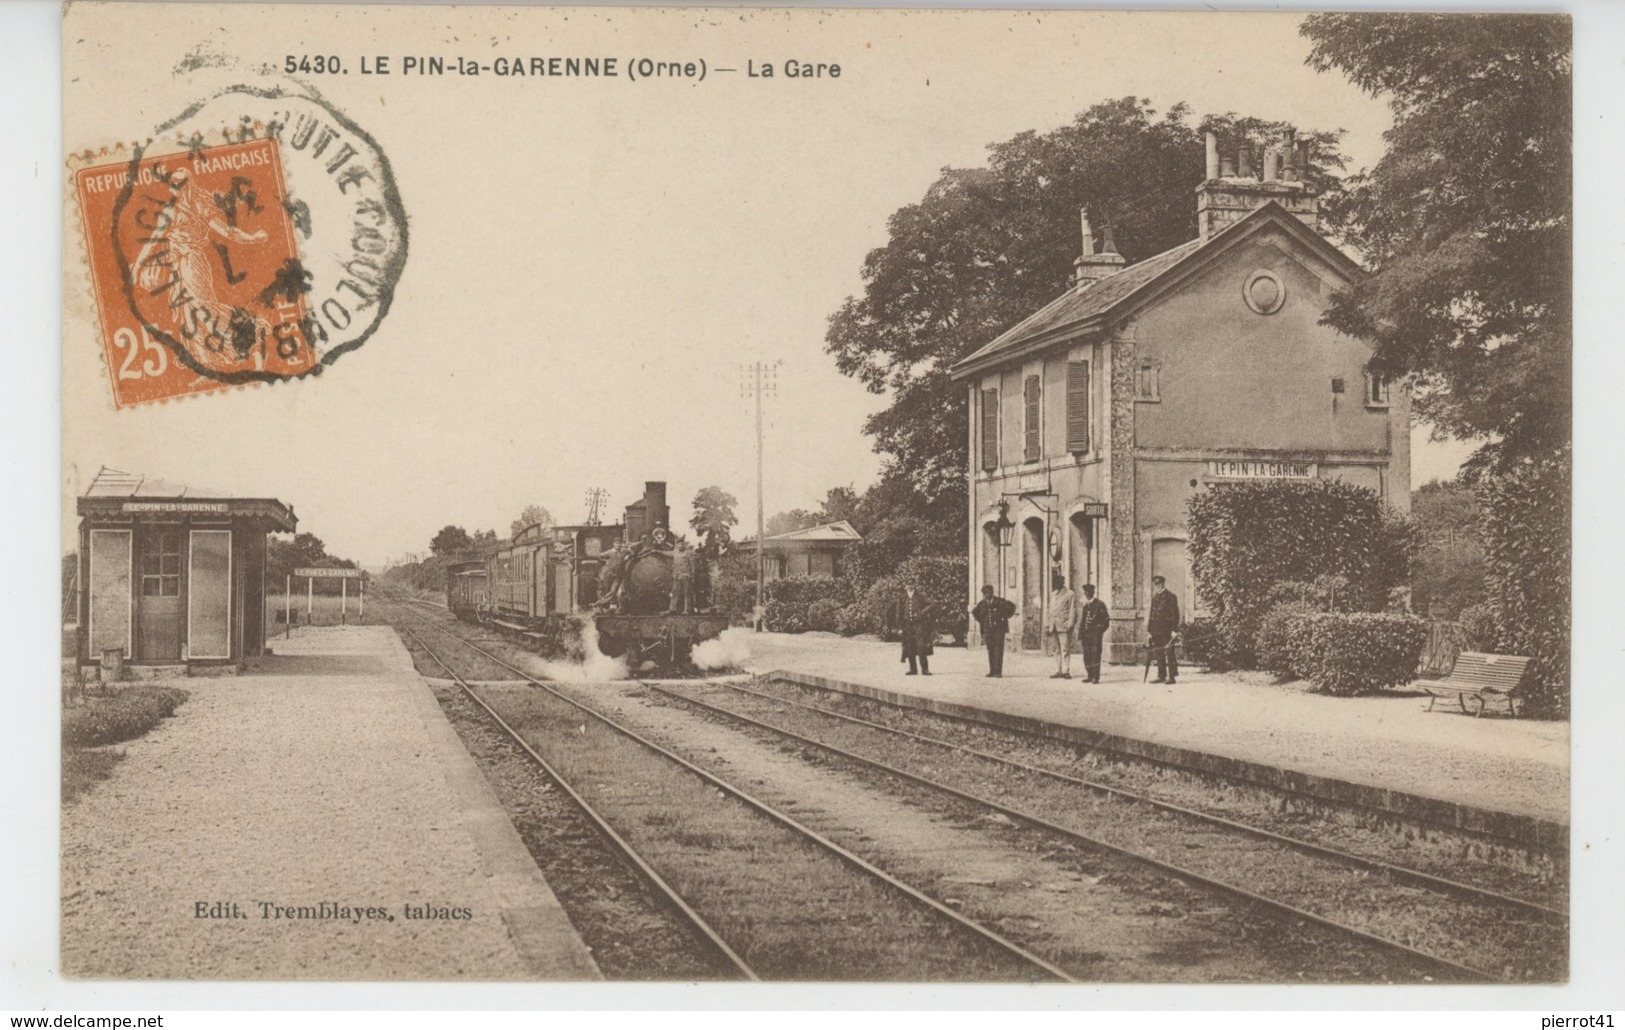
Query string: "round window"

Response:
xmin=1243 ymin=270 xmax=1286 ymax=315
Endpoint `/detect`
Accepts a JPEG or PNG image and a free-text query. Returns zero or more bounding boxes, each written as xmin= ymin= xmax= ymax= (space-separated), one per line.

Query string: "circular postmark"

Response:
xmin=108 ymin=85 xmax=407 ymax=385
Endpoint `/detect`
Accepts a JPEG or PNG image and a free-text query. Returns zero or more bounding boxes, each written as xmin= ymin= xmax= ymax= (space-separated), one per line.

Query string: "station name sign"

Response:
xmin=293 ymin=567 xmax=365 ymax=579
xmin=1206 ymin=460 xmax=1317 ymax=480
xmin=121 ymin=501 xmax=231 ymax=514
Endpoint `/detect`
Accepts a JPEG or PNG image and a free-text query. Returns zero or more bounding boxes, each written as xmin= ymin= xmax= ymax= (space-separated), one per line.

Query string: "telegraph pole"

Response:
xmin=583 ymin=487 xmax=608 ymax=526
xmin=740 ymin=360 xmax=779 ymax=630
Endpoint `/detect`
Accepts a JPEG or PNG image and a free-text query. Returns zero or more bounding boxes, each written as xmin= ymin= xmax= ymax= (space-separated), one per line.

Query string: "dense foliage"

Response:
xmin=827 ymin=96 xmax=1346 ymax=518
xmin=1287 ymin=613 xmax=1428 ymax=696
xmin=1409 ymin=480 xmax=1486 ymax=618
xmin=1302 ymin=14 xmax=1570 ymax=477
xmin=1186 ymin=480 xmax=1415 ymax=668
xmin=1476 ymin=449 xmax=1571 ymax=715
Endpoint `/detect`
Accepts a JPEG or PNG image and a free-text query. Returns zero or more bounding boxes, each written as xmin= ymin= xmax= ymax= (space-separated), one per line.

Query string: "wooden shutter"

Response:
xmin=1066 ymin=360 xmax=1091 ymax=453
xmin=980 ymin=389 xmax=999 ymax=470
xmin=1023 ymin=375 xmax=1041 ymax=462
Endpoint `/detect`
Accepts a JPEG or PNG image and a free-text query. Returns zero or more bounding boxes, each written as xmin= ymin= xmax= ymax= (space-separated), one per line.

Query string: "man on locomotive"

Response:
xmin=596 ymin=541 xmax=628 ymax=612
xmin=667 ymin=538 xmax=696 ymax=614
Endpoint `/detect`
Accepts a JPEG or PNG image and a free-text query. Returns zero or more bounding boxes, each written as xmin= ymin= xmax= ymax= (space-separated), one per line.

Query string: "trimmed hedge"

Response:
xmin=1187 ymin=480 xmax=1416 ymax=669
xmin=760 ymin=576 xmax=855 ymax=633
xmin=1288 ymin=613 xmax=1427 ymax=696
xmin=63 ymin=686 xmax=190 ymax=748
xmin=1256 ymin=600 xmax=1317 ymax=677
xmin=1179 ymin=617 xmax=1226 ymax=670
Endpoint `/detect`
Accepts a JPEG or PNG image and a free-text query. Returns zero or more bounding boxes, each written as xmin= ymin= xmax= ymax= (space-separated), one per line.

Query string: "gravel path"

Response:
xmin=60 ymin=626 xmax=598 ymax=980
xmin=743 ymin=632 xmax=1568 ymax=826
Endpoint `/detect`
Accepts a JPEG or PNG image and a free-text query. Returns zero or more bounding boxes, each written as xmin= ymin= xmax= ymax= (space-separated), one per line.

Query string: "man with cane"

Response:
xmin=1146 ymin=574 xmax=1181 ymax=684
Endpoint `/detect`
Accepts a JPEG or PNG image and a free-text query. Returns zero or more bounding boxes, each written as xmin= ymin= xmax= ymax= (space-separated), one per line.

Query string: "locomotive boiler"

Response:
xmin=447 ymin=480 xmax=727 ymax=668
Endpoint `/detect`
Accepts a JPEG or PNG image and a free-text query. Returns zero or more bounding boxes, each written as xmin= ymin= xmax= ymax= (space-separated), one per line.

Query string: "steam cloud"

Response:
xmin=690 ymin=627 xmax=752 ymax=671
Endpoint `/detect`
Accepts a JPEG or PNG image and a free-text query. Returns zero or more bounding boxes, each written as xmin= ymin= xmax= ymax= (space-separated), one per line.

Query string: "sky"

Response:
xmin=59 ymin=6 xmax=1446 ymax=567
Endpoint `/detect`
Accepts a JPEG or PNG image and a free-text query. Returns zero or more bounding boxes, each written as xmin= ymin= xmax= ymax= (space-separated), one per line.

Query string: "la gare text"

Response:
xmin=284 ymin=54 xmax=840 ymax=81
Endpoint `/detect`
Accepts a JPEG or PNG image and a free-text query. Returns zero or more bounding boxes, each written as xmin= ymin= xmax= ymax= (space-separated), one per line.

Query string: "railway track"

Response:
xmin=377 ymin=594 xmax=1074 ymax=982
xmin=377 ymin=592 xmax=1557 ymax=982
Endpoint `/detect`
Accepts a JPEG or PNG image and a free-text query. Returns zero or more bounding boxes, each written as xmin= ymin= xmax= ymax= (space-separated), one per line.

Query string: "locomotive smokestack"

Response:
xmin=645 ymin=481 xmax=669 ymax=531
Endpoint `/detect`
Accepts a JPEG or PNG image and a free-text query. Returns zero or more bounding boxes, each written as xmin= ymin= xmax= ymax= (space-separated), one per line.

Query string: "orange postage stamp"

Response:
xmin=74 ymin=136 xmax=315 ymax=408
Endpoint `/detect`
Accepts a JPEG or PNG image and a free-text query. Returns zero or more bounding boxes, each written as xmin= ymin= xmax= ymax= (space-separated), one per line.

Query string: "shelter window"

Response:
xmin=1023 ymin=375 xmax=1041 ymax=462
xmin=1364 ymin=372 xmax=1390 ymax=408
xmin=140 ymin=529 xmax=181 ymax=597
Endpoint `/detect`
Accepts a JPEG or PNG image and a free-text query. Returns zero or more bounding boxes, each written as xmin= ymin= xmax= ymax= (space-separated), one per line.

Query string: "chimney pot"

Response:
xmin=1263 ymin=149 xmax=1279 ymax=182
xmin=1079 ymin=208 xmax=1095 ymax=257
xmin=1204 ymin=132 xmax=1219 ymax=179
xmin=1237 ymin=147 xmax=1252 ymax=179
xmin=1102 ymin=223 xmax=1118 ymax=255
xmin=1220 ymin=154 xmax=1236 ymax=178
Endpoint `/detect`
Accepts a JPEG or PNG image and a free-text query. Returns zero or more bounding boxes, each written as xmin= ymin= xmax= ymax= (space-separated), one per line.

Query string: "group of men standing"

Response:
xmin=966 ymin=574 xmax=1181 ymax=683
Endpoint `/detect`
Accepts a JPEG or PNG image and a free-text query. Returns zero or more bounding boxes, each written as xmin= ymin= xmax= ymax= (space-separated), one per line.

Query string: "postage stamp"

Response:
xmin=70 ymin=86 xmax=409 ymax=408
xmin=74 ymin=136 xmax=312 ymax=407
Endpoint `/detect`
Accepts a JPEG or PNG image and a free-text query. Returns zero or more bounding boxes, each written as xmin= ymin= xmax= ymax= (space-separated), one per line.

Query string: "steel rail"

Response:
xmin=389 ymin=601 xmax=1076 ymax=983
xmin=767 ymin=669 xmax=1565 ymax=860
xmin=392 ymin=615 xmax=759 ymax=981
xmin=643 ymin=680 xmax=1507 ymax=984
xmin=704 ymin=678 xmax=1568 ymax=924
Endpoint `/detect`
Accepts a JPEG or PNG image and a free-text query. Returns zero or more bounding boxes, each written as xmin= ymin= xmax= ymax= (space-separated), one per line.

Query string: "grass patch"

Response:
xmin=62 ymin=748 xmax=124 ymax=805
xmin=63 ymin=686 xmax=190 ymax=749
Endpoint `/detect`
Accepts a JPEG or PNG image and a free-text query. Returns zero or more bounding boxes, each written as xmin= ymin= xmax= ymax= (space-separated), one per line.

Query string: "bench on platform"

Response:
xmin=1425 ymin=651 xmax=1533 ymax=718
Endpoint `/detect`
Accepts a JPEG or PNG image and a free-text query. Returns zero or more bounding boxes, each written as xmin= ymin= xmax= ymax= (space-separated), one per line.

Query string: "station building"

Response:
xmin=75 ymin=468 xmax=297 ymax=674
xmin=950 ymin=136 xmax=1410 ymax=660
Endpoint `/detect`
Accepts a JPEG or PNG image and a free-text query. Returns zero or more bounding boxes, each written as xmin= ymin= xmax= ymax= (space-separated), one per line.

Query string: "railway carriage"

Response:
xmin=446 ymin=559 xmax=488 ymax=620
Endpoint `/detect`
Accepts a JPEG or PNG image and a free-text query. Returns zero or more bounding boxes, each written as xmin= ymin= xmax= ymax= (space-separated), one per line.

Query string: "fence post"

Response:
xmin=359 ymin=579 xmax=365 ymax=619
xmin=285 ymin=574 xmax=291 ymax=639
xmin=307 ymin=576 xmax=314 ymax=625
xmin=341 ymin=577 xmax=348 ymax=625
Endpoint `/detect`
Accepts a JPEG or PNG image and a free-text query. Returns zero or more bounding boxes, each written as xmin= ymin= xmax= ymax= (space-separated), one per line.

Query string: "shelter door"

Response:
xmin=1021 ymin=518 xmax=1044 ymax=650
xmin=136 ymin=527 xmax=183 ymax=662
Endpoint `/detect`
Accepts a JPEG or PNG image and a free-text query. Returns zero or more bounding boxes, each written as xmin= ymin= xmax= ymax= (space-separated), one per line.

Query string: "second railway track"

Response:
xmin=376 ymin=592 xmax=1562 ymax=982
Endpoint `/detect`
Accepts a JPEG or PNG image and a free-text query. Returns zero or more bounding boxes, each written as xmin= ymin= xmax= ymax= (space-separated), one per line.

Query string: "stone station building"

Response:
xmin=950 ymin=135 xmax=1410 ymax=660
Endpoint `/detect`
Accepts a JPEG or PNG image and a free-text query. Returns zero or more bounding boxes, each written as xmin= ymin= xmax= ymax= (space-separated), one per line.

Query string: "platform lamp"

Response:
xmin=994 ymin=500 xmax=1015 ymax=549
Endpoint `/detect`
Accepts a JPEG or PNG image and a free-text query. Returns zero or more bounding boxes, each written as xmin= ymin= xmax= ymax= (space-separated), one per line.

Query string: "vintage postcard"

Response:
xmin=49 ymin=0 xmax=1594 ymax=1003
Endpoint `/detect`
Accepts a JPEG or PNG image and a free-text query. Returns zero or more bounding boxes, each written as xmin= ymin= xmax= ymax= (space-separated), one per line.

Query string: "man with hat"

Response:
xmin=969 ymin=585 xmax=1017 ymax=678
xmin=1079 ymin=583 xmax=1110 ymax=683
xmin=1147 ymin=575 xmax=1182 ymax=684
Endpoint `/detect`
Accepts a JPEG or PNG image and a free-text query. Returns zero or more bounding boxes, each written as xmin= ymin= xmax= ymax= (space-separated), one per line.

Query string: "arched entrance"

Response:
xmin=1021 ymin=516 xmax=1045 ymax=650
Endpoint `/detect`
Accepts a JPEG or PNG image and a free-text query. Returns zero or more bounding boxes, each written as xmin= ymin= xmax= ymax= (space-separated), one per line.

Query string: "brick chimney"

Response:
xmin=1072 ymin=208 xmax=1126 ymax=290
xmin=1196 ymin=131 xmax=1319 ymax=243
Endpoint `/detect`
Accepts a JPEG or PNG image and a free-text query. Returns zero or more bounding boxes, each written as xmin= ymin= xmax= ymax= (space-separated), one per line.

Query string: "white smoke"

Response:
xmin=522 ymin=617 xmax=630 ymax=683
xmin=691 ymin=627 xmax=752 ymax=672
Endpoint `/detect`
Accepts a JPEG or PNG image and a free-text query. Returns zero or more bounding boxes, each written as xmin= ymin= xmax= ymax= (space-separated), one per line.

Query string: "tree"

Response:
xmin=689 ymin=486 xmax=739 ymax=556
xmin=819 ymin=486 xmax=863 ymax=528
xmin=509 ymin=505 xmax=552 ymax=539
xmin=1301 ymin=14 xmax=1571 ymax=476
xmin=429 ymin=525 xmax=474 ymax=557
xmin=826 ymin=96 xmax=1346 ymax=510
xmin=766 ymin=509 xmax=821 ymax=536
xmin=1409 ymin=480 xmax=1486 ymax=618
xmin=473 ymin=529 xmax=498 ymax=548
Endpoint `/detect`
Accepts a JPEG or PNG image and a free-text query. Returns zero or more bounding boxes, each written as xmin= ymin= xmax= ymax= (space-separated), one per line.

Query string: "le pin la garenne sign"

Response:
xmin=1206 ymin=460 xmax=1318 ymax=480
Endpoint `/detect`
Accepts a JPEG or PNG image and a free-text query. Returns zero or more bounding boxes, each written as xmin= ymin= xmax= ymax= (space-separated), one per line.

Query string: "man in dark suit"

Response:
xmin=970 ymin=585 xmax=1017 ymax=678
xmin=1079 ymin=583 xmax=1110 ymax=683
xmin=892 ymin=584 xmax=939 ymax=676
xmin=1147 ymin=574 xmax=1181 ymax=684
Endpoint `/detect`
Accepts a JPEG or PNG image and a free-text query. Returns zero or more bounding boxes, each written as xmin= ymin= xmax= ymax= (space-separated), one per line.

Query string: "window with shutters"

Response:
xmin=1023 ymin=375 xmax=1041 ymax=462
xmin=980 ymin=388 xmax=999 ymax=471
xmin=1066 ymin=360 xmax=1091 ymax=453
xmin=1364 ymin=372 xmax=1390 ymax=408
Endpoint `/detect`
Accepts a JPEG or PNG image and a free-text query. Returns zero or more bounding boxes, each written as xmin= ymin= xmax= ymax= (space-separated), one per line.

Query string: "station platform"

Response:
xmin=61 ymin=625 xmax=601 ymax=980
xmin=742 ymin=632 xmax=1569 ymax=849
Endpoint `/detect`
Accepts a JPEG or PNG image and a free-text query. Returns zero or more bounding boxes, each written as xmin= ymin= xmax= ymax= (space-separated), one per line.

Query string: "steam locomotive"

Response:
xmin=446 ymin=481 xmax=728 ymax=666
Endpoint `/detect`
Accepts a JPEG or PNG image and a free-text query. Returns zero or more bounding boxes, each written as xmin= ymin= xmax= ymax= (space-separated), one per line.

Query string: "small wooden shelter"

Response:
xmin=75 ymin=468 xmax=296 ymax=673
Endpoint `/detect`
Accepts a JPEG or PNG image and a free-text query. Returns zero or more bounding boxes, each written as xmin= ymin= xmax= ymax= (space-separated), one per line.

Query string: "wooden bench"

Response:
xmin=1424 ymin=651 xmax=1533 ymax=718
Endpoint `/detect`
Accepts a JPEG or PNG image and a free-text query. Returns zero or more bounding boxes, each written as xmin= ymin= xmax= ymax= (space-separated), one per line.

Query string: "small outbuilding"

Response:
xmin=75 ymin=468 xmax=296 ymax=674
xmin=741 ymin=520 xmax=864 ymax=581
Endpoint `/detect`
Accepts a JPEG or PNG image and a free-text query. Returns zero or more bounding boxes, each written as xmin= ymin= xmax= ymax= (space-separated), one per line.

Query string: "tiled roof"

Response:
xmin=953 ymin=239 xmax=1201 ymax=371
xmin=83 ymin=467 xmax=229 ymax=499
